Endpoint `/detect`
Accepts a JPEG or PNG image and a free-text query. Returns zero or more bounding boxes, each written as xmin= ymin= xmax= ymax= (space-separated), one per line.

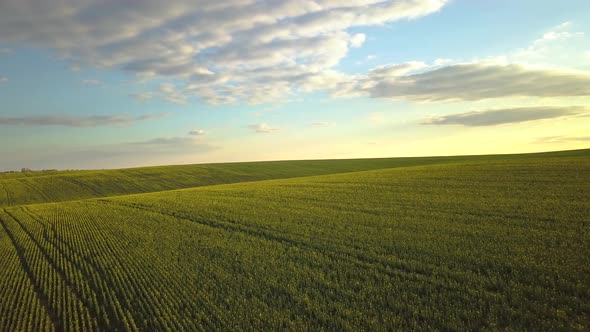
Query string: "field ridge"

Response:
xmin=2 ymin=148 xmax=589 ymax=208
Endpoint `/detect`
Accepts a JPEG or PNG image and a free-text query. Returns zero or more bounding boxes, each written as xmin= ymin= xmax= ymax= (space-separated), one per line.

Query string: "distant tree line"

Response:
xmin=0 ymin=168 xmax=64 ymax=174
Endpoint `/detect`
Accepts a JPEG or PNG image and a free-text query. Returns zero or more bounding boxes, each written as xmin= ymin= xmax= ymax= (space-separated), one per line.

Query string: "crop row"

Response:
xmin=3 ymin=151 xmax=579 ymax=208
xmin=0 ymin=157 xmax=588 ymax=330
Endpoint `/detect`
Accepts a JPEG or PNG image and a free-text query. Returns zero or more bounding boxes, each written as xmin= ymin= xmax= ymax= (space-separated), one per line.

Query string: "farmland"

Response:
xmin=1 ymin=149 xmax=585 ymax=208
xmin=1 ymin=155 xmax=480 ymax=208
xmin=0 ymin=150 xmax=589 ymax=330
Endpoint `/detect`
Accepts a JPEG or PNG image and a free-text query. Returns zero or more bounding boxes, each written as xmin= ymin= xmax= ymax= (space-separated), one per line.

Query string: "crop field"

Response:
xmin=1 ymin=149 xmax=585 ymax=208
xmin=0 ymin=150 xmax=589 ymax=330
xmin=0 ymin=155 xmax=472 ymax=208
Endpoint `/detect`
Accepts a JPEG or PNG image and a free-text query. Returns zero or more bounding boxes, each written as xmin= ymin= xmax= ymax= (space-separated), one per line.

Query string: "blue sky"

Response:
xmin=1 ymin=0 xmax=589 ymax=170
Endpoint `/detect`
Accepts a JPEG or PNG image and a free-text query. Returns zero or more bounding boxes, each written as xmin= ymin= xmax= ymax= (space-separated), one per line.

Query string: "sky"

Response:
xmin=1 ymin=0 xmax=590 ymax=170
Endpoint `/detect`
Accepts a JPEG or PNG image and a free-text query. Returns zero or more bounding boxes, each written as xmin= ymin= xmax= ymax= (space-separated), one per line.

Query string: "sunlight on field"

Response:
xmin=1 ymin=151 xmax=588 ymax=330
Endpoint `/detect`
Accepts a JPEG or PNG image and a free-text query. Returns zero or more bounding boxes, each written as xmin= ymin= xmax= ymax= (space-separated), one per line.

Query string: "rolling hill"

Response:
xmin=1 ymin=149 xmax=587 ymax=208
xmin=0 ymin=149 xmax=589 ymax=330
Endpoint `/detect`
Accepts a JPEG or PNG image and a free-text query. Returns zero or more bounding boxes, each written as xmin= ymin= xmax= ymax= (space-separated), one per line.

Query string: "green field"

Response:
xmin=0 ymin=150 xmax=589 ymax=330
xmin=1 ymin=149 xmax=586 ymax=208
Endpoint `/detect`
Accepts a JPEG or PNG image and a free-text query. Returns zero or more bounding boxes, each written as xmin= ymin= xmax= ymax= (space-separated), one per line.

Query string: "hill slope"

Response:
xmin=1 ymin=148 xmax=588 ymax=208
xmin=1 ymin=153 xmax=588 ymax=330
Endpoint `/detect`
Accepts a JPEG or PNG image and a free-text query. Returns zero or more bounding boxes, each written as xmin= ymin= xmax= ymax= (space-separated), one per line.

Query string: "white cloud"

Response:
xmin=0 ymin=0 xmax=448 ymax=104
xmin=421 ymin=106 xmax=589 ymax=126
xmin=366 ymin=63 xmax=590 ymax=101
xmin=0 ymin=76 xmax=7 ymax=84
xmin=129 ymin=92 xmax=154 ymax=102
xmin=5 ymin=3 xmax=586 ymax=108
xmin=3 ymin=137 xmax=218 ymax=170
xmin=159 ymin=83 xmax=188 ymax=105
xmin=82 ymin=79 xmax=101 ymax=85
xmin=326 ymin=21 xmax=590 ymax=102
xmin=369 ymin=61 xmax=428 ymax=77
xmin=368 ymin=112 xmax=384 ymax=124
xmin=534 ymin=135 xmax=590 ymax=144
xmin=349 ymin=33 xmax=366 ymax=48
xmin=509 ymin=21 xmax=588 ymax=68
xmin=133 ymin=136 xmax=205 ymax=147
xmin=160 ymin=83 xmax=175 ymax=94
xmin=188 ymin=129 xmax=207 ymax=136
xmin=248 ymin=123 xmax=279 ymax=133
xmin=310 ymin=121 xmax=336 ymax=128
xmin=433 ymin=58 xmax=452 ymax=66
xmin=0 ymin=113 xmax=168 ymax=127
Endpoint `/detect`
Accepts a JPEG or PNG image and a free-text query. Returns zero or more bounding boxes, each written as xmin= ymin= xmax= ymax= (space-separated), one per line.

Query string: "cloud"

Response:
xmin=349 ymin=33 xmax=366 ymax=48
xmin=310 ymin=122 xmax=335 ymax=128
xmin=82 ymin=79 xmax=101 ymax=85
xmin=129 ymin=92 xmax=154 ymax=102
xmin=0 ymin=48 xmax=13 ymax=54
xmin=0 ymin=113 xmax=168 ymax=127
xmin=130 ymin=82 xmax=193 ymax=104
xmin=0 ymin=76 xmax=7 ymax=84
xmin=510 ymin=22 xmax=587 ymax=68
xmin=188 ymin=129 xmax=207 ymax=136
xmin=132 ymin=136 xmax=207 ymax=147
xmin=159 ymin=83 xmax=188 ymax=105
xmin=421 ymin=106 xmax=588 ymax=127
xmin=0 ymin=0 xmax=448 ymax=104
xmin=6 ymin=4 xmax=586 ymax=108
xmin=533 ymin=135 xmax=590 ymax=144
xmin=3 ymin=136 xmax=218 ymax=170
xmin=87 ymin=136 xmax=218 ymax=167
xmin=368 ymin=112 xmax=385 ymax=124
xmin=248 ymin=123 xmax=279 ymax=133
xmin=366 ymin=63 xmax=590 ymax=101
xmin=369 ymin=61 xmax=427 ymax=77
xmin=326 ymin=23 xmax=590 ymax=102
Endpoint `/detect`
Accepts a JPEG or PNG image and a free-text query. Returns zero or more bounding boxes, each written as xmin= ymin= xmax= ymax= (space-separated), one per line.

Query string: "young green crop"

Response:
xmin=1 ymin=148 xmax=587 ymax=207
xmin=0 ymin=151 xmax=588 ymax=330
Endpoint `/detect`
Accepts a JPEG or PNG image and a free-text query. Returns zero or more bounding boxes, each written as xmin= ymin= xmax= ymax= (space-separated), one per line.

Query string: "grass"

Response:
xmin=0 ymin=150 xmax=588 ymax=330
xmin=1 ymin=148 xmax=587 ymax=208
